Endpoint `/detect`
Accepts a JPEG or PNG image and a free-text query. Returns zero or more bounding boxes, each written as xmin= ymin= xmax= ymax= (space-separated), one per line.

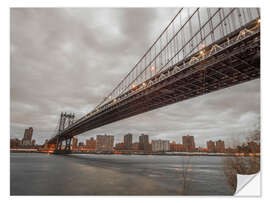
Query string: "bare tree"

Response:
xmin=223 ymin=119 xmax=260 ymax=192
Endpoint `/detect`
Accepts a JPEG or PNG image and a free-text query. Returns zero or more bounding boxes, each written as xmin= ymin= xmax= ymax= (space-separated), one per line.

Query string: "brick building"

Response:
xmin=124 ymin=133 xmax=132 ymax=150
xmin=85 ymin=137 xmax=96 ymax=152
xmin=10 ymin=138 xmax=20 ymax=148
xmin=152 ymin=140 xmax=170 ymax=152
xmin=207 ymin=140 xmax=215 ymax=153
xmin=170 ymin=141 xmax=184 ymax=152
xmin=182 ymin=135 xmax=195 ymax=152
xmin=131 ymin=142 xmax=139 ymax=150
xmin=96 ymin=135 xmax=114 ymax=152
xmin=115 ymin=142 xmax=125 ymax=151
xmin=72 ymin=136 xmax=78 ymax=150
xmin=139 ymin=134 xmax=149 ymax=151
xmin=215 ymin=140 xmax=225 ymax=153
xmin=247 ymin=141 xmax=260 ymax=153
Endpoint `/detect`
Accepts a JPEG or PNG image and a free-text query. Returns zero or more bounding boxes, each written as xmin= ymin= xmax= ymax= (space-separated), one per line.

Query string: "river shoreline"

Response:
xmin=10 ymin=149 xmax=259 ymax=157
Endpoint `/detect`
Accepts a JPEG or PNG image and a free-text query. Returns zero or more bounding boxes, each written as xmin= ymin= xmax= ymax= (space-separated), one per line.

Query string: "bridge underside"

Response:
xmin=49 ymin=20 xmax=260 ymax=145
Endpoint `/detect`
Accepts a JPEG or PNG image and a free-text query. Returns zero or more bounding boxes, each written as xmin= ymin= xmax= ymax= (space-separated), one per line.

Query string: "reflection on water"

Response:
xmin=11 ymin=153 xmax=239 ymax=195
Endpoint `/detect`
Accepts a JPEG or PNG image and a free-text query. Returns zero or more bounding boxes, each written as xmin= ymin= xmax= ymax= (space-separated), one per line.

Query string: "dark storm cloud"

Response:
xmin=10 ymin=8 xmax=260 ymax=147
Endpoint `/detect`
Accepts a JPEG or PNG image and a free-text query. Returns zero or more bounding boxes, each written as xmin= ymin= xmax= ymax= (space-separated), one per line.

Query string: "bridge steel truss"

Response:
xmin=48 ymin=8 xmax=260 ymax=147
xmin=54 ymin=112 xmax=75 ymax=152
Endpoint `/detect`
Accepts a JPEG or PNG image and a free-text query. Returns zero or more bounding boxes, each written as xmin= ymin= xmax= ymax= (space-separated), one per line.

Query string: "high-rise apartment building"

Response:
xmin=96 ymin=135 xmax=114 ymax=152
xmin=22 ymin=127 xmax=33 ymax=146
xmin=72 ymin=136 xmax=78 ymax=150
xmin=182 ymin=135 xmax=195 ymax=152
xmin=124 ymin=133 xmax=132 ymax=150
xmin=215 ymin=140 xmax=225 ymax=153
xmin=139 ymin=134 xmax=149 ymax=151
xmin=207 ymin=140 xmax=215 ymax=153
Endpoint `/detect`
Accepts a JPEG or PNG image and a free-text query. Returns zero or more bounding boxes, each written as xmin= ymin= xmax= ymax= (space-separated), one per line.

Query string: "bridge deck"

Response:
xmin=48 ymin=19 xmax=260 ymax=143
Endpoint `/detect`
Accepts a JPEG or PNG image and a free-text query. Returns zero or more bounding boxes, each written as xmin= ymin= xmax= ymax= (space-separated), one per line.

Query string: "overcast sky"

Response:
xmin=10 ymin=8 xmax=260 ymax=147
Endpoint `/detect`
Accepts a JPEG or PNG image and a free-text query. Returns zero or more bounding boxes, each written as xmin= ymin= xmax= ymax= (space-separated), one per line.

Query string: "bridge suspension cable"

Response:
xmin=92 ymin=8 xmax=260 ymax=113
xmin=48 ymin=7 xmax=260 ymax=145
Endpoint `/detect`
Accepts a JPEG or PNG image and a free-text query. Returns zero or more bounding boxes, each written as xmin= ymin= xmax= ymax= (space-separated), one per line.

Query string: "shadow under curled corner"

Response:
xmin=234 ymin=172 xmax=261 ymax=196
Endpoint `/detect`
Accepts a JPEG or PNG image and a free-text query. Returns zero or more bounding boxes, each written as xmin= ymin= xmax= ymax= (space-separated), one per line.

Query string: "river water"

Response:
xmin=10 ymin=153 xmax=235 ymax=195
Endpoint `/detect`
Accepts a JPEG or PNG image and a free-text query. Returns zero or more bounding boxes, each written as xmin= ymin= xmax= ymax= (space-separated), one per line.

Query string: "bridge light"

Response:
xmin=199 ymin=44 xmax=206 ymax=57
xmin=201 ymin=44 xmax=206 ymax=49
xmin=257 ymin=19 xmax=260 ymax=24
xmin=113 ymin=99 xmax=117 ymax=103
xmin=132 ymin=84 xmax=136 ymax=89
xmin=143 ymin=82 xmax=146 ymax=86
xmin=199 ymin=50 xmax=205 ymax=57
xmin=150 ymin=66 xmax=155 ymax=71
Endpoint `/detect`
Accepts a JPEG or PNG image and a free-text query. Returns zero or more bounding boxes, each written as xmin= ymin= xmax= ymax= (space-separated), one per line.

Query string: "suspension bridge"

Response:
xmin=47 ymin=8 xmax=260 ymax=153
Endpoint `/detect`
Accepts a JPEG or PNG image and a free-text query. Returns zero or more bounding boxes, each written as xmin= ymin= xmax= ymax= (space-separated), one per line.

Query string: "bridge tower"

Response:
xmin=55 ymin=112 xmax=75 ymax=153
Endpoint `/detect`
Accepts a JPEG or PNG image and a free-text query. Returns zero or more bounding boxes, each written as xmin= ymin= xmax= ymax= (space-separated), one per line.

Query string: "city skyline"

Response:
xmin=51 ymin=132 xmax=256 ymax=149
xmin=11 ymin=8 xmax=260 ymax=146
xmin=11 ymin=127 xmax=260 ymax=154
xmin=11 ymin=126 xmax=251 ymax=150
xmin=44 ymin=133 xmax=259 ymax=153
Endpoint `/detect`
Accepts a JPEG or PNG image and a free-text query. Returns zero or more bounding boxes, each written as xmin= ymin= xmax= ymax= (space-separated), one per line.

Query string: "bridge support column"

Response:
xmin=68 ymin=138 xmax=72 ymax=150
xmin=65 ymin=138 xmax=72 ymax=151
xmin=56 ymin=137 xmax=60 ymax=150
xmin=54 ymin=137 xmax=71 ymax=154
xmin=56 ymin=137 xmax=63 ymax=151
